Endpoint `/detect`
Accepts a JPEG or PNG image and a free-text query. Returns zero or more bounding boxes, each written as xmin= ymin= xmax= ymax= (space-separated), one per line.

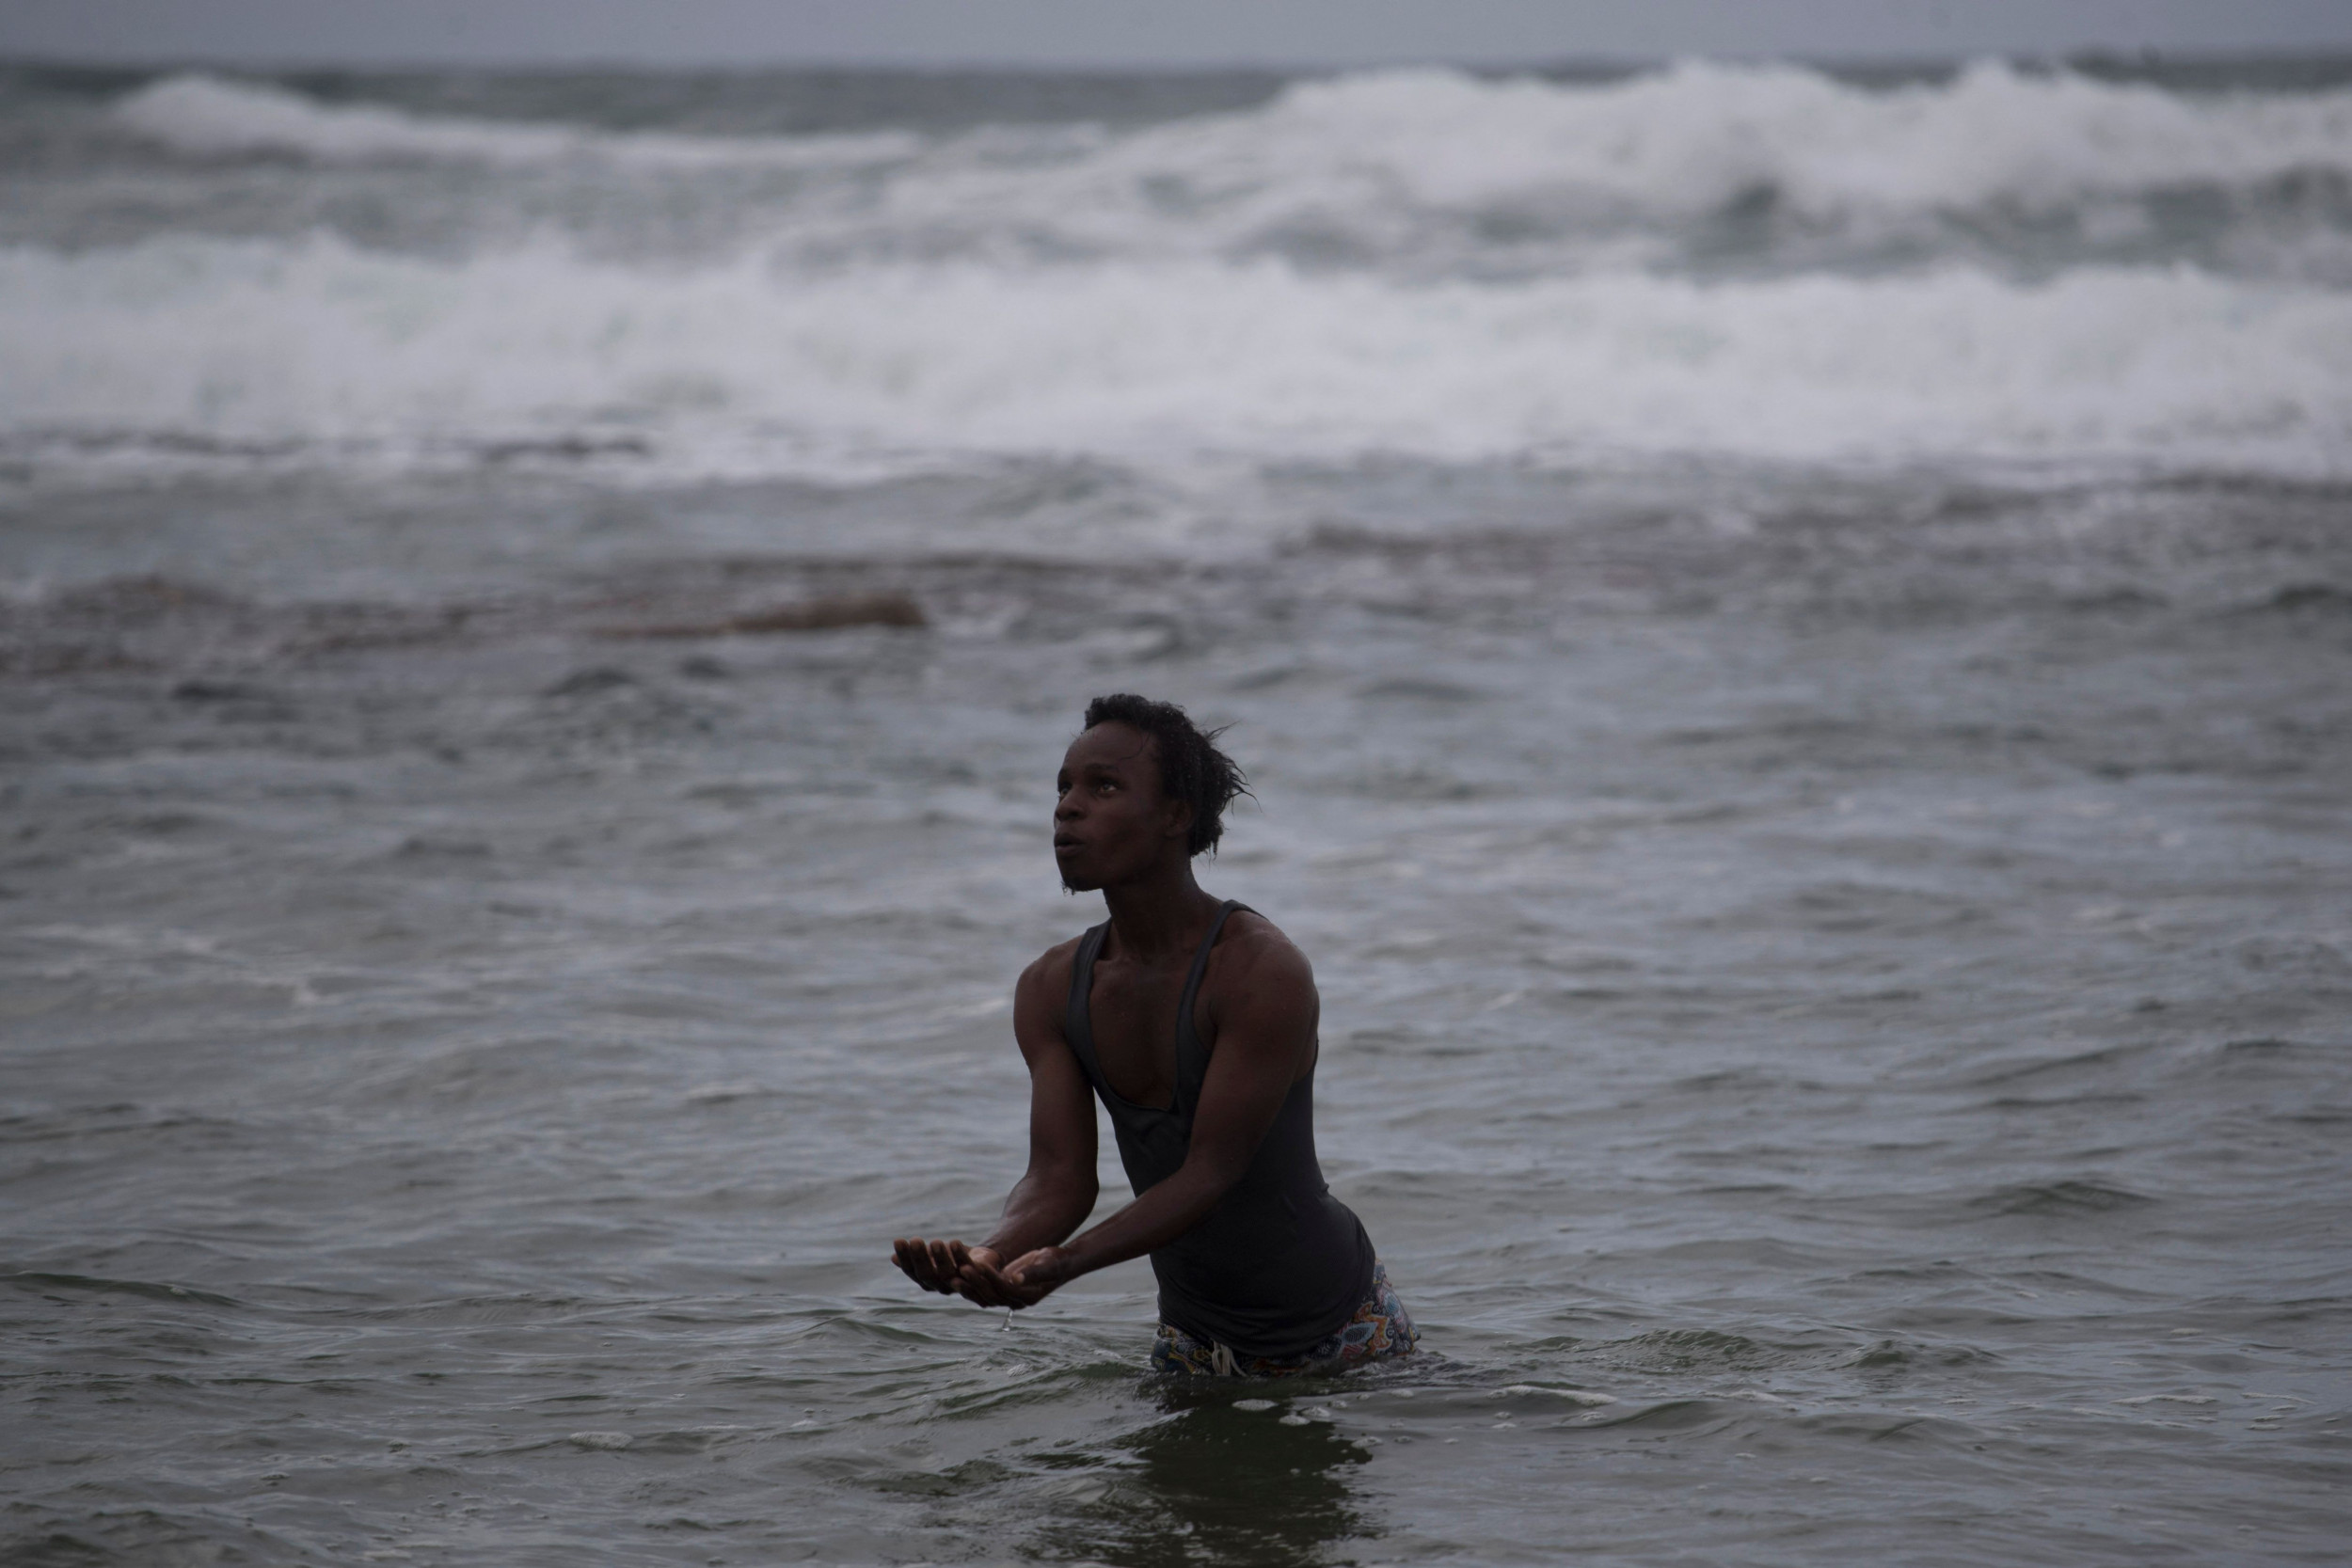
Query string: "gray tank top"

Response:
xmin=1064 ymin=901 xmax=1375 ymax=1359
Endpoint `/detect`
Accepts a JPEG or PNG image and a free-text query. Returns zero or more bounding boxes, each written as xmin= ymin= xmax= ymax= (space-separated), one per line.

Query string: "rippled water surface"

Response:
xmin=4 ymin=58 xmax=2352 ymax=1567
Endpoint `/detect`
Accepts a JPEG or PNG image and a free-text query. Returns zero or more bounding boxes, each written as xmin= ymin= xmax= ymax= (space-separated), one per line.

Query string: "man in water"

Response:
xmin=892 ymin=694 xmax=1416 ymax=1376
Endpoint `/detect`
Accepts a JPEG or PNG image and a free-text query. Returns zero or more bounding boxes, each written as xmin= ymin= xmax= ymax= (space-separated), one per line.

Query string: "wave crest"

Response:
xmin=103 ymin=65 xmax=2352 ymax=282
xmin=115 ymin=63 xmax=2352 ymax=207
xmin=4 ymin=234 xmax=2345 ymax=480
xmin=113 ymin=73 xmax=922 ymax=170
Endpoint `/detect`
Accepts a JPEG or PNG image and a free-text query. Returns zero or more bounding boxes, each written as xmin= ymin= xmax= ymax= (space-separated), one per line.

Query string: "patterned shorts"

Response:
xmin=1150 ymin=1259 xmax=1418 ymax=1378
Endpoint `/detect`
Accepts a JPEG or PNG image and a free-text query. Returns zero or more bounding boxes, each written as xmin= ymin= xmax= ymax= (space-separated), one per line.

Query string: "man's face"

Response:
xmin=1053 ymin=722 xmax=1189 ymax=892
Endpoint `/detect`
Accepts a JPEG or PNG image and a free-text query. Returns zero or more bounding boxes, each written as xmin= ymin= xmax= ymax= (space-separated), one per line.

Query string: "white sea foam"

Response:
xmin=4 ymin=234 xmax=2345 ymax=481
xmin=1212 ymin=61 xmax=2352 ymax=218
xmin=114 ymin=64 xmax=2352 ymax=236
xmin=1013 ymin=63 xmax=2352 ymax=283
xmin=96 ymin=66 xmax=2352 ymax=303
xmin=114 ymin=74 xmax=921 ymax=170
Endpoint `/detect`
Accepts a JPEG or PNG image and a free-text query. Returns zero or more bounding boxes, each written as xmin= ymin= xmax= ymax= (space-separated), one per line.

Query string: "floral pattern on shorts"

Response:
xmin=1151 ymin=1259 xmax=1418 ymax=1378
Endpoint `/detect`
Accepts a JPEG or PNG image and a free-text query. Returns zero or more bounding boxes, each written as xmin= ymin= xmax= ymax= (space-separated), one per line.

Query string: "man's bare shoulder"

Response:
xmin=1206 ymin=907 xmax=1316 ymax=996
xmin=1011 ymin=935 xmax=1084 ymax=1050
xmin=1019 ymin=935 xmax=1084 ymax=997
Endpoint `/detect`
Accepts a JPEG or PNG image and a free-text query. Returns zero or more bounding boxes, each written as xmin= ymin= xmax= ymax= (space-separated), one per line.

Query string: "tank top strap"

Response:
xmin=1062 ymin=921 xmax=1112 ymax=1089
xmin=1172 ymin=900 xmax=1252 ymax=1114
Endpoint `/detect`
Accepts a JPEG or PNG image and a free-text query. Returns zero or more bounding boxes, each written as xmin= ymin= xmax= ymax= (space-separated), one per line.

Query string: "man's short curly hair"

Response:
xmin=1082 ymin=693 xmax=1249 ymax=858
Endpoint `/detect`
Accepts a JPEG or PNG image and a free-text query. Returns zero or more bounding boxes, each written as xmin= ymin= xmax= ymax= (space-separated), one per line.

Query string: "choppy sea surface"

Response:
xmin=2 ymin=56 xmax=2350 ymax=1566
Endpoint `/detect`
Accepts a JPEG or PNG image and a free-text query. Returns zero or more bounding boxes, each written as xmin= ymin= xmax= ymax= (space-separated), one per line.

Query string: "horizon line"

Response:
xmin=8 ymin=44 xmax=2352 ymax=78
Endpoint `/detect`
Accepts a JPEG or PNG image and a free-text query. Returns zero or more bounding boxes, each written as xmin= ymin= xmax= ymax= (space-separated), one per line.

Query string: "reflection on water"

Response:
xmin=1036 ymin=1387 xmax=1373 ymax=1567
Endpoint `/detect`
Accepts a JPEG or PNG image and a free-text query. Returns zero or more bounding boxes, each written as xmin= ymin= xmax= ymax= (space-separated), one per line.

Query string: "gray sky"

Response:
xmin=7 ymin=0 xmax=2351 ymax=69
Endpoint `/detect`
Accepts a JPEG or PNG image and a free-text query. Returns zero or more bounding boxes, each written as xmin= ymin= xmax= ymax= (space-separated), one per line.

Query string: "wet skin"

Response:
xmin=891 ymin=721 xmax=1320 ymax=1309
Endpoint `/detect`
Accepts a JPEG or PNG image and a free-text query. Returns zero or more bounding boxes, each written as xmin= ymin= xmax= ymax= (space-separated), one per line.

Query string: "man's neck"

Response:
xmin=1099 ymin=859 xmax=1221 ymax=964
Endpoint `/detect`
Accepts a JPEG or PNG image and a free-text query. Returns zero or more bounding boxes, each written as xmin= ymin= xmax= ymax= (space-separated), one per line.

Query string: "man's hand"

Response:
xmin=998 ymin=1246 xmax=1075 ymax=1302
xmin=948 ymin=1244 xmax=1071 ymax=1309
xmin=891 ymin=1237 xmax=1074 ymax=1309
xmin=892 ymin=1237 xmax=1000 ymax=1297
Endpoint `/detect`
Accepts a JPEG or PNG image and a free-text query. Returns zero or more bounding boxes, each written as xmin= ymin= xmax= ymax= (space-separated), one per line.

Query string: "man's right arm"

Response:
xmin=892 ymin=945 xmax=1099 ymax=1306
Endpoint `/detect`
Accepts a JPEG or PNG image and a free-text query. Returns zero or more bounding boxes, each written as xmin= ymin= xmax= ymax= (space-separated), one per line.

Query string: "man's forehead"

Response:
xmin=1063 ymin=723 xmax=1155 ymax=769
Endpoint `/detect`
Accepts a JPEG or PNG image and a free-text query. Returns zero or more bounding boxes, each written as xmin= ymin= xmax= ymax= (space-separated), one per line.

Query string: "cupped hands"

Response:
xmin=890 ymin=1237 xmax=1074 ymax=1309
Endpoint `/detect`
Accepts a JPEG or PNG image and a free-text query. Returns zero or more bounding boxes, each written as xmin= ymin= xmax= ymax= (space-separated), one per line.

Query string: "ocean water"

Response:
xmin=2 ymin=57 xmax=2349 ymax=1566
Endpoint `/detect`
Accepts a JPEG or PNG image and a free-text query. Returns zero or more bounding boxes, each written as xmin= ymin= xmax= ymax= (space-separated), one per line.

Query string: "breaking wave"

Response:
xmin=114 ymin=73 xmax=923 ymax=170
xmin=112 ymin=64 xmax=2352 ymax=250
xmin=4 ymin=232 xmax=2345 ymax=481
xmin=11 ymin=63 xmax=2343 ymax=482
